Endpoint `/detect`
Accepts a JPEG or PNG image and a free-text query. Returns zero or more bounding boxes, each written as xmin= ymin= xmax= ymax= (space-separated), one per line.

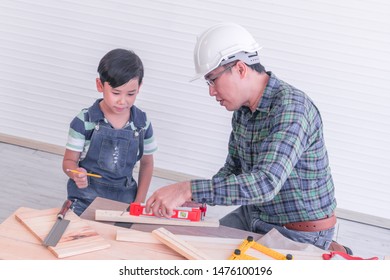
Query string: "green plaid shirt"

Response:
xmin=191 ymin=72 xmax=336 ymax=224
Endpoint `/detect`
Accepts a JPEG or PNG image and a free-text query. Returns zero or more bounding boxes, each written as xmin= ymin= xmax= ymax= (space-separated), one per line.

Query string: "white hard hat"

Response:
xmin=190 ymin=22 xmax=262 ymax=81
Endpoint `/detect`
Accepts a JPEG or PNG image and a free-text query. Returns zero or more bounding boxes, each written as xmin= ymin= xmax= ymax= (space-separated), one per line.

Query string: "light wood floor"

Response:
xmin=0 ymin=142 xmax=389 ymax=259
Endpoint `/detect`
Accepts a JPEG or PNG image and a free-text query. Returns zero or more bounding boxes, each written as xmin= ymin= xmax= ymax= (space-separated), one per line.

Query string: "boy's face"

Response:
xmin=96 ymin=78 xmax=141 ymax=115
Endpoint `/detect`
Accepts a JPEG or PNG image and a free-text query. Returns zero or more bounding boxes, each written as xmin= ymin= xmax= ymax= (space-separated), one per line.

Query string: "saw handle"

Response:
xmin=57 ymin=199 xmax=73 ymax=220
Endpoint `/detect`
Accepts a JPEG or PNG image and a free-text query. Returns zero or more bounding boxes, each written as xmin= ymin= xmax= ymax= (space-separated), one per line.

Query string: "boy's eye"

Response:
xmin=111 ymin=91 xmax=136 ymax=96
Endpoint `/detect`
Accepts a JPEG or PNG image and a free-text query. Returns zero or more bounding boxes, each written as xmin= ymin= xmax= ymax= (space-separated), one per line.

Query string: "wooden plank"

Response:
xmin=336 ymin=208 xmax=390 ymax=229
xmin=117 ymin=228 xmax=325 ymax=260
xmin=82 ymin=197 xmax=263 ymax=241
xmin=152 ymin=227 xmax=210 ymax=260
xmin=16 ymin=208 xmax=110 ymax=258
xmin=0 ymin=133 xmax=65 ymax=155
xmin=117 ymin=228 xmax=243 ymax=246
xmin=95 ymin=209 xmax=219 ymax=227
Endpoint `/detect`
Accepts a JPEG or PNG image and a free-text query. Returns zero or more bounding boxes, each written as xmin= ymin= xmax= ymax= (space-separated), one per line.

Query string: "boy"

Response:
xmin=63 ymin=48 xmax=157 ymax=216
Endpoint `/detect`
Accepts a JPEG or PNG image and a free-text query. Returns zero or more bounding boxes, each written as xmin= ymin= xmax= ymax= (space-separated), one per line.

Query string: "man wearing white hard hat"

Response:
xmin=146 ymin=22 xmax=351 ymax=253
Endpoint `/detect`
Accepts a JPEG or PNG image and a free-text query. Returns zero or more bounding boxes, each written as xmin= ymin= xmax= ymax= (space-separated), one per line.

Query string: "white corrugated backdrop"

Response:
xmin=0 ymin=0 xmax=389 ymax=220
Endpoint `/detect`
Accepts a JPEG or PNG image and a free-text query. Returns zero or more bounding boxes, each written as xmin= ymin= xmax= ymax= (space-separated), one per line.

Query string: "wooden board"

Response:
xmin=152 ymin=228 xmax=210 ymax=260
xmin=95 ymin=209 xmax=220 ymax=227
xmin=117 ymin=228 xmax=244 ymax=246
xmin=116 ymin=228 xmax=325 ymax=260
xmin=15 ymin=208 xmax=110 ymax=258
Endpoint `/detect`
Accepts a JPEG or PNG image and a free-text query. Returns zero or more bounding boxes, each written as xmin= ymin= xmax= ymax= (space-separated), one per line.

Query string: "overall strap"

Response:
xmin=131 ymin=106 xmax=147 ymax=161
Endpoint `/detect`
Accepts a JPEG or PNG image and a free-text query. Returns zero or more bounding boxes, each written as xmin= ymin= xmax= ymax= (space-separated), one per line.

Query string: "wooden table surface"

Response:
xmin=0 ymin=197 xmax=263 ymax=260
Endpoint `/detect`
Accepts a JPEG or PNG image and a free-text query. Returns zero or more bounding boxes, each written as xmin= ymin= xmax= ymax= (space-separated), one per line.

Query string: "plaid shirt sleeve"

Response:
xmin=212 ymin=131 xmax=242 ymax=178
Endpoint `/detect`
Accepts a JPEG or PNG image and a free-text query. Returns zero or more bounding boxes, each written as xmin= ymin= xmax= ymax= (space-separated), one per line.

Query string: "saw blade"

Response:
xmin=42 ymin=199 xmax=73 ymax=247
xmin=42 ymin=218 xmax=70 ymax=247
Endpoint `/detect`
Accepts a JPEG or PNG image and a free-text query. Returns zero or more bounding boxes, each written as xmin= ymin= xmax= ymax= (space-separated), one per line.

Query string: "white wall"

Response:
xmin=0 ymin=0 xmax=389 ymax=220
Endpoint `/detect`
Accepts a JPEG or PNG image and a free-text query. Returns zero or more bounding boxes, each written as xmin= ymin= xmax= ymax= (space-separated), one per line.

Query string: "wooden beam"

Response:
xmin=116 ymin=229 xmax=243 ymax=246
xmin=0 ymin=133 xmax=65 ymax=155
xmin=95 ymin=210 xmax=219 ymax=227
xmin=117 ymin=228 xmax=325 ymax=260
xmin=152 ymin=227 xmax=210 ymax=260
xmin=336 ymin=208 xmax=390 ymax=230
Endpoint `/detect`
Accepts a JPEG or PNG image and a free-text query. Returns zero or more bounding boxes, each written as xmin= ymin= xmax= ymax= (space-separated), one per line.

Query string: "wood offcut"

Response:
xmin=15 ymin=207 xmax=110 ymax=258
xmin=152 ymin=227 xmax=210 ymax=260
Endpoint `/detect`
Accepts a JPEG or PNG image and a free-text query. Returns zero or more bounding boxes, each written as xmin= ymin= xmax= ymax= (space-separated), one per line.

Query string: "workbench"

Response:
xmin=1 ymin=197 xmax=340 ymax=260
xmin=1 ymin=196 xmax=387 ymax=280
xmin=0 ymin=197 xmax=266 ymax=260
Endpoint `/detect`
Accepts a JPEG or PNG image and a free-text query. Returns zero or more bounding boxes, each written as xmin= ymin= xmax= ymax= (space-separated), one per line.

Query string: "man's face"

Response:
xmin=205 ymin=62 xmax=244 ymax=111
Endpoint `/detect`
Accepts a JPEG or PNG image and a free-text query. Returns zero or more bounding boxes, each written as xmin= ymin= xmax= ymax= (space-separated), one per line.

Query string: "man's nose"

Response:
xmin=209 ymin=86 xmax=217 ymax=97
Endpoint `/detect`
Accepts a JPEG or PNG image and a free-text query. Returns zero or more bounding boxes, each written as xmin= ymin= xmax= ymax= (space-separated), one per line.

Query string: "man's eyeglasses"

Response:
xmin=205 ymin=62 xmax=237 ymax=87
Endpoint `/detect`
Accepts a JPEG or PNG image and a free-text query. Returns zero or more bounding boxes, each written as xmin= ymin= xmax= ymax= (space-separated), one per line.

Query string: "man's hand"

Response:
xmin=145 ymin=181 xmax=192 ymax=218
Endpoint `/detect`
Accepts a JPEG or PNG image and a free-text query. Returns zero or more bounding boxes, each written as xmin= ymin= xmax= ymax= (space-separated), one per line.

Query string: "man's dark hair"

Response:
xmin=97 ymin=48 xmax=144 ymax=88
xmin=223 ymin=60 xmax=265 ymax=74
xmin=247 ymin=63 xmax=265 ymax=74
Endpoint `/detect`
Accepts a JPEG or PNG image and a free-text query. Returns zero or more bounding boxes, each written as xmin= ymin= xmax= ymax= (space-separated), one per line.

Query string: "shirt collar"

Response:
xmin=87 ymin=99 xmax=139 ymax=128
xmin=256 ymin=71 xmax=279 ymax=113
xmin=88 ymin=98 xmax=105 ymax=122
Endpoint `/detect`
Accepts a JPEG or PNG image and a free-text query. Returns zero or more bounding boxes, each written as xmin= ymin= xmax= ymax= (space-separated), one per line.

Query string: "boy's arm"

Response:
xmin=134 ymin=154 xmax=154 ymax=202
xmin=62 ymin=149 xmax=88 ymax=188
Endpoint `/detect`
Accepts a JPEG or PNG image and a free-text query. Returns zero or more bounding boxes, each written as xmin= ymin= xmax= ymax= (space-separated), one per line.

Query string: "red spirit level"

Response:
xmin=129 ymin=202 xmax=206 ymax=222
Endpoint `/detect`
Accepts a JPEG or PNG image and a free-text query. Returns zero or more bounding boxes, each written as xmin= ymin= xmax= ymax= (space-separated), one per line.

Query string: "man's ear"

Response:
xmin=236 ymin=61 xmax=247 ymax=78
xmin=96 ymin=78 xmax=104 ymax=92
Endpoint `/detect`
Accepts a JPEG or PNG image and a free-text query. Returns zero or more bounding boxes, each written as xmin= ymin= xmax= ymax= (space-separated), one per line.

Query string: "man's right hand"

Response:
xmin=145 ymin=181 xmax=192 ymax=218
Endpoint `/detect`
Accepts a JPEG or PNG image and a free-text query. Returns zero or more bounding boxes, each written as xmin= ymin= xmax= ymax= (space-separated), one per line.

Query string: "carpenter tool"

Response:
xmin=180 ymin=201 xmax=207 ymax=221
xmin=229 ymin=249 xmax=259 ymax=260
xmin=129 ymin=202 xmax=204 ymax=222
xmin=200 ymin=203 xmax=207 ymax=221
xmin=228 ymin=236 xmax=293 ymax=260
xmin=66 ymin=169 xmax=102 ymax=178
xmin=322 ymin=251 xmax=378 ymax=260
xmin=42 ymin=199 xmax=73 ymax=247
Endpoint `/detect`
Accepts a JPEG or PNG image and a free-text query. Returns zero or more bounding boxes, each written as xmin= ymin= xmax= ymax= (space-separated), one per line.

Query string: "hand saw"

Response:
xmin=42 ymin=199 xmax=73 ymax=247
xmin=129 ymin=202 xmax=206 ymax=222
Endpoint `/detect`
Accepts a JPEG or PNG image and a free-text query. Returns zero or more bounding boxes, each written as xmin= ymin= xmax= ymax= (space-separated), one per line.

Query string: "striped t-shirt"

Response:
xmin=66 ymin=99 xmax=157 ymax=160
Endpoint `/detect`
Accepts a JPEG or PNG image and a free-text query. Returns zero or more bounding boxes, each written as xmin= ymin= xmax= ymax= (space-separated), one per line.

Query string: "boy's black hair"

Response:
xmin=97 ymin=48 xmax=144 ymax=88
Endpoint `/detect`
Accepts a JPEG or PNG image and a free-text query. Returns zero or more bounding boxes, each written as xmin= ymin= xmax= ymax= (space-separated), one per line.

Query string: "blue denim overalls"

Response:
xmin=67 ymin=102 xmax=146 ymax=215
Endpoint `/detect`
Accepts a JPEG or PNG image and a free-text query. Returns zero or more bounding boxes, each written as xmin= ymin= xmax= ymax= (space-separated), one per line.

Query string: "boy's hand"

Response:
xmin=145 ymin=181 xmax=192 ymax=218
xmin=73 ymin=167 xmax=88 ymax=188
